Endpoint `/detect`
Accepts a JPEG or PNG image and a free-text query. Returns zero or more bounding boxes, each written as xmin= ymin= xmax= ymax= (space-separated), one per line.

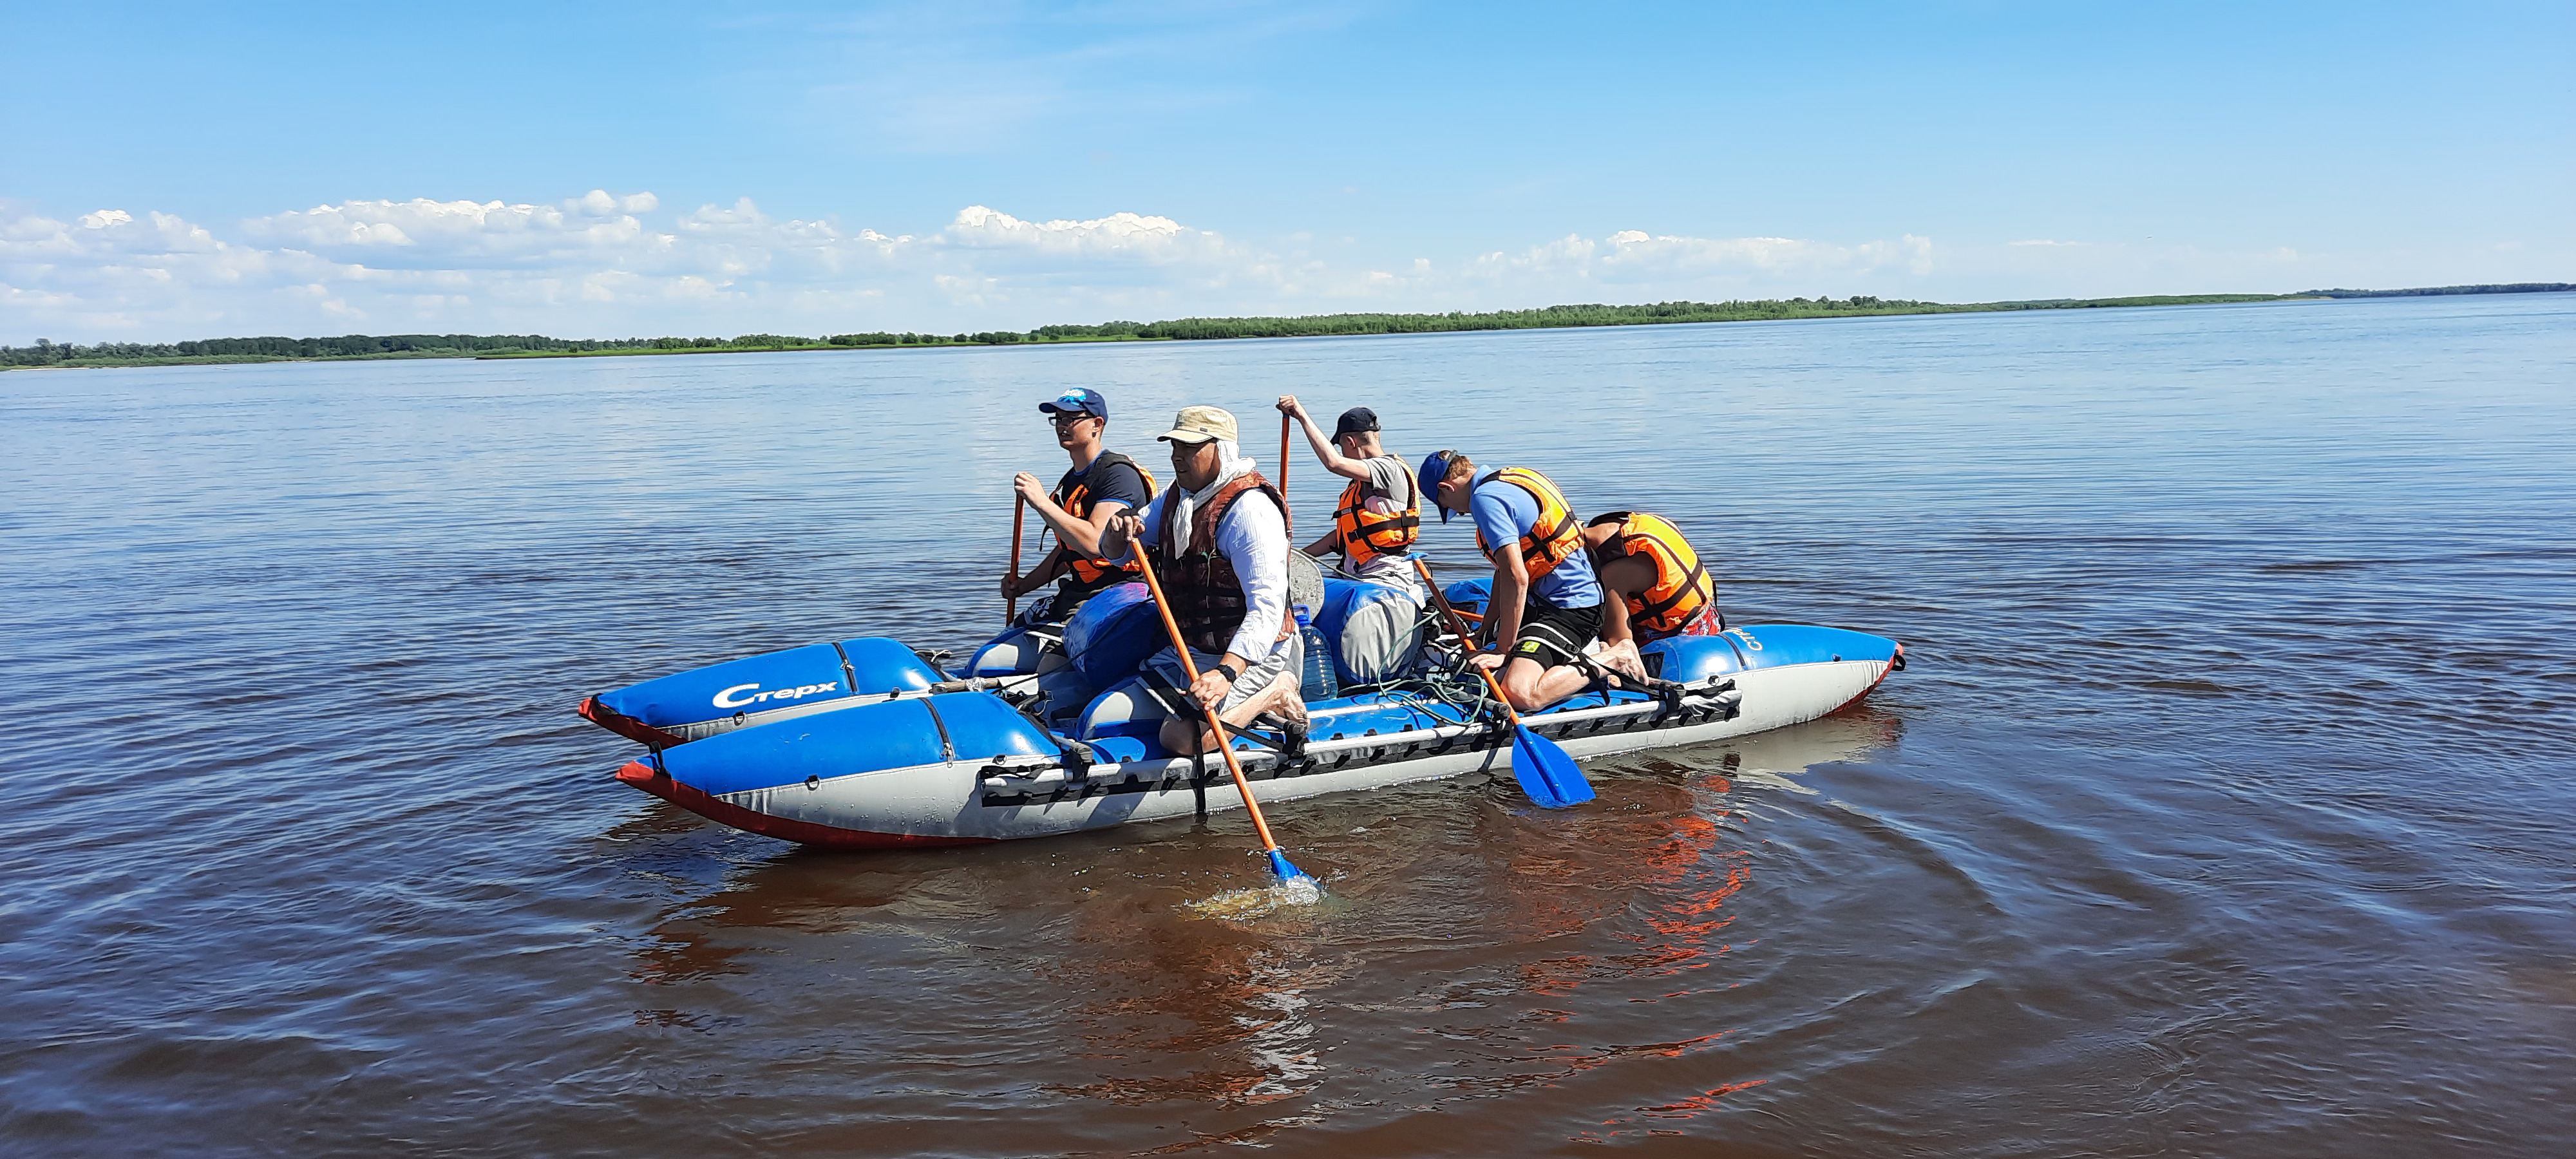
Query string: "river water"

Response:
xmin=4 ymin=294 xmax=2571 ymax=1156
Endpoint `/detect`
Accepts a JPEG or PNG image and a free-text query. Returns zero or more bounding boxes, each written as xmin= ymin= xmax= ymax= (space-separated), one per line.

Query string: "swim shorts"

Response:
xmin=1504 ymin=598 xmax=1602 ymax=668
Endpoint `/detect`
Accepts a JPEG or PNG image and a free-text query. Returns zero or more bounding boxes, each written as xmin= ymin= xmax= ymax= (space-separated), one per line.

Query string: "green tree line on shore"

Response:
xmin=15 ymin=287 xmax=2550 ymax=370
xmin=0 ymin=330 xmax=1023 ymax=368
xmin=1026 ymin=294 xmax=2295 ymax=341
xmin=2298 ymin=282 xmax=2571 ymax=298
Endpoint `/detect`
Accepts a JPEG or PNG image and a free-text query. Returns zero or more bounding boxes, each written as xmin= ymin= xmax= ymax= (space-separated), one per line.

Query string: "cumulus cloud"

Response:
xmin=6 ymin=191 xmax=1299 ymax=339
xmin=8 ymin=186 xmax=2484 ymax=343
xmin=240 ymin=191 xmax=666 ymax=268
xmin=948 ymin=206 xmax=1206 ymax=257
xmin=3 ymin=205 xmax=317 ymax=334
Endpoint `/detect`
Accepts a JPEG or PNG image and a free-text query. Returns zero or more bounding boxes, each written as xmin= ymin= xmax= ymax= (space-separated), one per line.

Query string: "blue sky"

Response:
xmin=5 ymin=1 xmax=2569 ymax=341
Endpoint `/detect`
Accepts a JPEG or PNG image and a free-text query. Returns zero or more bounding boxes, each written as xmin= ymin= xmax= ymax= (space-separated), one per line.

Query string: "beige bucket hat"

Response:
xmin=1155 ymin=405 xmax=1238 ymax=444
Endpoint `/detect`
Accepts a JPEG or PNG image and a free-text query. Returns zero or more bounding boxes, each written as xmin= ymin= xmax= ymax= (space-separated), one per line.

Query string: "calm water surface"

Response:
xmin=3 ymin=295 xmax=2571 ymax=1156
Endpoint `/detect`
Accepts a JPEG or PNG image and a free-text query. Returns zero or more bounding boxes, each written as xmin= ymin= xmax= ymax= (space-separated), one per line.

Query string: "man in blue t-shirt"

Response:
xmin=1420 ymin=450 xmax=1605 ymax=713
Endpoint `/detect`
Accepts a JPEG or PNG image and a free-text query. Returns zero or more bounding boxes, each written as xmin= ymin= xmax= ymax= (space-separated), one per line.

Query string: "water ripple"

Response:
xmin=3 ymin=294 xmax=2571 ymax=1156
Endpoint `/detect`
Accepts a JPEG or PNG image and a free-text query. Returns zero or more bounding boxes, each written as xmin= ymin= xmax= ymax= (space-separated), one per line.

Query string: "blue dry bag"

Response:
xmin=1063 ymin=581 xmax=1164 ymax=688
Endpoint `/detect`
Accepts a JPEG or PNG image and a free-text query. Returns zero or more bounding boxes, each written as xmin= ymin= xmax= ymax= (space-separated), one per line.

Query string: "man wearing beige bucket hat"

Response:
xmin=1095 ymin=405 xmax=1309 ymax=756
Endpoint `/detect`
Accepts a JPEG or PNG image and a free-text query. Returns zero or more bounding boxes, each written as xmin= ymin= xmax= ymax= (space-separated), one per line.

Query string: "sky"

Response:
xmin=5 ymin=0 xmax=2570 ymax=343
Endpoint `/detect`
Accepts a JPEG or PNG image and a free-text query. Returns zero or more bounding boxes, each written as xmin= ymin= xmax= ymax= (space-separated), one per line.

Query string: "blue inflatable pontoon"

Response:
xmin=581 ymin=572 xmax=1904 ymax=849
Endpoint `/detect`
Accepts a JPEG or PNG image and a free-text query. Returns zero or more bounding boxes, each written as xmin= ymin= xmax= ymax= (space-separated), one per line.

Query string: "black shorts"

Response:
xmin=1504 ymin=598 xmax=1602 ymax=668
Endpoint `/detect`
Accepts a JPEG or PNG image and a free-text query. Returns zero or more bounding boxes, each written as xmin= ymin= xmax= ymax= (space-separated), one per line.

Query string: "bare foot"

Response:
xmin=1598 ymin=641 xmax=1648 ymax=684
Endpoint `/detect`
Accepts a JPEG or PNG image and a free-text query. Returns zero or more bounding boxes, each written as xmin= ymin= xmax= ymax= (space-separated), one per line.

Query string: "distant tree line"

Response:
xmin=824 ymin=332 xmax=1028 ymax=346
xmin=1028 ymin=297 xmax=1951 ymax=341
xmin=1 ymin=332 xmax=713 ymax=367
xmin=0 ymin=331 xmax=1002 ymax=367
xmin=23 ymin=285 xmax=2561 ymax=370
xmin=2297 ymin=283 xmax=2574 ymax=298
xmin=9 ymin=302 xmax=1944 ymax=366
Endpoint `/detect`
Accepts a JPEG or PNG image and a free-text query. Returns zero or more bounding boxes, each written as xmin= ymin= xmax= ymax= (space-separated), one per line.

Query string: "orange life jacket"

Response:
xmin=1332 ymin=459 xmax=1419 ymax=566
xmin=1470 ymin=467 xmax=1582 ymax=580
xmin=1589 ymin=511 xmax=1716 ymax=638
xmin=1056 ymin=451 xmax=1159 ymax=590
xmin=1151 ymin=472 xmax=1294 ymax=655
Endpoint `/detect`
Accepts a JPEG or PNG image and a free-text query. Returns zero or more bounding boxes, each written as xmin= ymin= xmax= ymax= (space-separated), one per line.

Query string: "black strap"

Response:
xmin=1011 ymin=701 xmax=1093 ymax=781
xmin=828 ymin=640 xmax=861 ymax=696
xmin=1495 ymin=472 xmax=1577 ymax=565
xmin=1352 ymin=509 xmax=1420 ymax=545
xmin=918 ymin=696 xmax=956 ymax=761
xmin=1633 ymin=557 xmax=1710 ymax=621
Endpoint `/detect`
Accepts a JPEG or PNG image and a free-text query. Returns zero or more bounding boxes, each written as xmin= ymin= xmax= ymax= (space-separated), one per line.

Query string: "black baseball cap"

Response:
xmin=1334 ymin=406 xmax=1380 ymax=438
xmin=1039 ymin=388 xmax=1108 ymax=420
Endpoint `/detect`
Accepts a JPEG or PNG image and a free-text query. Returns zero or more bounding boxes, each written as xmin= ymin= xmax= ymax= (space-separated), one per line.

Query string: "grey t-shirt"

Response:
xmin=1336 ymin=453 xmax=1427 ymax=599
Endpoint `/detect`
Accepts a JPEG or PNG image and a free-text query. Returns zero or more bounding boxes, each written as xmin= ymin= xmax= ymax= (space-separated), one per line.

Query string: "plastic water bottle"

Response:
xmin=1294 ymin=605 xmax=1340 ymax=702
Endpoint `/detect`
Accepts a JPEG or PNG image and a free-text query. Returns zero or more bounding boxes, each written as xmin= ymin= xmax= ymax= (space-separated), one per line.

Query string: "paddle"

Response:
xmin=1412 ymin=558 xmax=1596 ymax=808
xmin=1133 ymin=551 xmax=1315 ymax=886
xmin=1005 ymin=493 xmax=1026 ymax=622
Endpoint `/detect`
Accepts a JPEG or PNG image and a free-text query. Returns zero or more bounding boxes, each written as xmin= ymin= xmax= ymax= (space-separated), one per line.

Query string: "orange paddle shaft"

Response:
xmin=1135 ymin=551 xmax=1289 ymax=856
xmin=1005 ymin=493 xmax=1026 ymax=621
xmin=1415 ymin=558 xmax=1527 ymax=728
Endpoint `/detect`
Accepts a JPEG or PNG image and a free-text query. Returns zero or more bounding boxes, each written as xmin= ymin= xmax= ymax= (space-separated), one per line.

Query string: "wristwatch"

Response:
xmin=1216 ymin=659 xmax=1244 ymax=682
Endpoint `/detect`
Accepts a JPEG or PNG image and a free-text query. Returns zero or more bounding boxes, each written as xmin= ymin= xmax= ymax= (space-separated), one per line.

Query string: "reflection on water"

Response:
xmin=5 ymin=293 xmax=2571 ymax=1155
xmin=600 ymin=710 xmax=1905 ymax=1137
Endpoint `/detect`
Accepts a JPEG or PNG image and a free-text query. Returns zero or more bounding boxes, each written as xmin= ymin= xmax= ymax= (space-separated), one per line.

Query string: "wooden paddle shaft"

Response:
xmin=1134 ymin=551 xmax=1289 ymax=856
xmin=1005 ymin=493 xmax=1026 ymax=621
xmin=1278 ymin=413 xmax=1292 ymax=502
xmin=1414 ymin=558 xmax=1526 ymax=728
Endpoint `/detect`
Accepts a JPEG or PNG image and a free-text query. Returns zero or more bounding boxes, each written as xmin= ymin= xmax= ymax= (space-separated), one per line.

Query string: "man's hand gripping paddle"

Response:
xmin=1414 ymin=558 xmax=1596 ymax=808
xmin=1134 ymin=551 xmax=1315 ymax=887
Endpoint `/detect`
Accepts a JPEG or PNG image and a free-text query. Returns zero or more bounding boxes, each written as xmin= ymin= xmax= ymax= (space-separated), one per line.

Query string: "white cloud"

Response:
xmin=949 ymin=206 xmax=1192 ymax=253
xmin=239 ymin=194 xmax=662 ymax=267
xmin=6 ymin=187 xmax=2555 ymax=343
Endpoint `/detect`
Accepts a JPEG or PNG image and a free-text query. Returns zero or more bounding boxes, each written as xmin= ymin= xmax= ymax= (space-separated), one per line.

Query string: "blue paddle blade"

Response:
xmin=1511 ymin=725 xmax=1595 ymax=807
xmin=1266 ymin=849 xmax=1313 ymax=883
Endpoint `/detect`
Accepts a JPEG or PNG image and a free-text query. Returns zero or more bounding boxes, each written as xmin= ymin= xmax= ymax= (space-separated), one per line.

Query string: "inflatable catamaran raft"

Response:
xmin=580 ymin=574 xmax=1903 ymax=849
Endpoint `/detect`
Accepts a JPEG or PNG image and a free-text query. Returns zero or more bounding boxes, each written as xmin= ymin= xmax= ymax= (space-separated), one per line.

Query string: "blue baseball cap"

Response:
xmin=1418 ymin=450 xmax=1461 ymax=523
xmin=1039 ymin=388 xmax=1108 ymax=420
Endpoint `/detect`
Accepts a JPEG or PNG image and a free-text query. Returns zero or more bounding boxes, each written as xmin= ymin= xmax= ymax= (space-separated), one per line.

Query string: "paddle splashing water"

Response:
xmin=1184 ymin=872 xmax=1325 ymax=920
xmin=1131 ymin=550 xmax=1320 ymax=905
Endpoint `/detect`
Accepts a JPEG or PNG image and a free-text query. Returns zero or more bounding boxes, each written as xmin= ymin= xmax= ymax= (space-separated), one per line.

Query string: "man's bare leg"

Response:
xmin=1160 ymin=667 xmax=1305 ymax=756
xmin=1497 ymin=655 xmax=1591 ymax=713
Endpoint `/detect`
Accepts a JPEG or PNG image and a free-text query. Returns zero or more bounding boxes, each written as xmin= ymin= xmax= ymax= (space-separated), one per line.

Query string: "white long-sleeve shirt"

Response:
xmin=1134 ymin=485 xmax=1292 ymax=661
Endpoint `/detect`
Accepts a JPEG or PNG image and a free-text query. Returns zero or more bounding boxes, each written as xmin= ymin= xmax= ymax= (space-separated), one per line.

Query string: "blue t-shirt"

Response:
xmin=1468 ymin=469 xmax=1603 ymax=609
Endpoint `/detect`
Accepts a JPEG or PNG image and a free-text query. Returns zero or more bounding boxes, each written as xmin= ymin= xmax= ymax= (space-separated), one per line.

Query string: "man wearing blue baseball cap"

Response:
xmin=1419 ymin=449 xmax=1605 ymax=713
xmin=1003 ymin=388 xmax=1158 ymax=621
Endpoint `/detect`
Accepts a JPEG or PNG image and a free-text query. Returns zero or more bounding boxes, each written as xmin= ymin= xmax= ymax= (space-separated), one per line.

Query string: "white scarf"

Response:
xmin=1163 ymin=438 xmax=1255 ymax=551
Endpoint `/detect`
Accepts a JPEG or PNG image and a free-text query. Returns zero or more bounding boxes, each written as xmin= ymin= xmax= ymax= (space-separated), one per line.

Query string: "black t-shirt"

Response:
xmin=1054 ymin=455 xmax=1150 ymax=519
xmin=1050 ymin=455 xmax=1151 ymax=598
